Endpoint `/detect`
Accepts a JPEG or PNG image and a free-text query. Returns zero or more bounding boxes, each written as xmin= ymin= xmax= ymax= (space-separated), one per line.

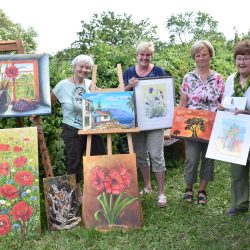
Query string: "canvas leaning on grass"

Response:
xmin=134 ymin=77 xmax=175 ymax=131
xmin=206 ymin=111 xmax=250 ymax=165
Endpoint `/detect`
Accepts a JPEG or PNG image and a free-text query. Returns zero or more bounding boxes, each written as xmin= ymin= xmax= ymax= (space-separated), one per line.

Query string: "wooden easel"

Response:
xmin=0 ymin=39 xmax=53 ymax=177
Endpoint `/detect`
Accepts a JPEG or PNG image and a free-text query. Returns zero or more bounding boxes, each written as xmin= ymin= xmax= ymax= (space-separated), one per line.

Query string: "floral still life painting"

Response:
xmin=82 ymin=91 xmax=135 ymax=131
xmin=83 ymin=154 xmax=142 ymax=230
xmin=0 ymin=54 xmax=51 ymax=118
xmin=206 ymin=111 xmax=250 ymax=165
xmin=170 ymin=107 xmax=216 ymax=142
xmin=0 ymin=127 xmax=40 ymax=240
xmin=134 ymin=77 xmax=174 ymax=130
xmin=43 ymin=175 xmax=81 ymax=231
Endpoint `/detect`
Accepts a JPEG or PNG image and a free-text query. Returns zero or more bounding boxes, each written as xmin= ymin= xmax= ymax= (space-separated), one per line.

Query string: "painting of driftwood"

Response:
xmin=43 ymin=175 xmax=81 ymax=231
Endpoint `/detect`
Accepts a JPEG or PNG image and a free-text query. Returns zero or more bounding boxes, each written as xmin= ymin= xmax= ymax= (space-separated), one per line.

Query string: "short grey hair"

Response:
xmin=191 ymin=40 xmax=215 ymax=59
xmin=71 ymin=55 xmax=94 ymax=69
xmin=136 ymin=41 xmax=155 ymax=55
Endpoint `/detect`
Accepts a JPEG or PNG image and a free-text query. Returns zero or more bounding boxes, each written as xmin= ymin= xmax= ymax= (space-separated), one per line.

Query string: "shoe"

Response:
xmin=183 ymin=188 xmax=193 ymax=203
xmin=139 ymin=187 xmax=152 ymax=196
xmin=226 ymin=207 xmax=248 ymax=216
xmin=197 ymin=190 xmax=207 ymax=205
xmin=158 ymin=194 xmax=167 ymax=208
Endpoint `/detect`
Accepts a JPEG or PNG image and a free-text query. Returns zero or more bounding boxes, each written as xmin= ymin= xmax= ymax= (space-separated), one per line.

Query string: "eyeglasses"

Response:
xmin=236 ymin=57 xmax=250 ymax=63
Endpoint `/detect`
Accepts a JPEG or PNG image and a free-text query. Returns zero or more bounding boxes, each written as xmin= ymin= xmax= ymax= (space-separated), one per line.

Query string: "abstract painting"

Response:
xmin=0 ymin=54 xmax=51 ymax=117
xmin=82 ymin=91 xmax=135 ymax=130
xmin=0 ymin=127 xmax=40 ymax=240
xmin=170 ymin=107 xmax=216 ymax=142
xmin=206 ymin=111 xmax=250 ymax=165
xmin=43 ymin=174 xmax=81 ymax=231
xmin=134 ymin=77 xmax=174 ymax=130
xmin=82 ymin=154 xmax=142 ymax=231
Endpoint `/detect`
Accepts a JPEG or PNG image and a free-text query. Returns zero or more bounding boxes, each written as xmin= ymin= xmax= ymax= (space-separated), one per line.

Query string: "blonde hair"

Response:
xmin=71 ymin=55 xmax=94 ymax=69
xmin=191 ymin=40 xmax=215 ymax=59
xmin=136 ymin=41 xmax=155 ymax=55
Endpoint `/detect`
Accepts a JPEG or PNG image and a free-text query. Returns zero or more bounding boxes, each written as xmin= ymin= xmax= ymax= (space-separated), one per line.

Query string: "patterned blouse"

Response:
xmin=180 ymin=71 xmax=224 ymax=111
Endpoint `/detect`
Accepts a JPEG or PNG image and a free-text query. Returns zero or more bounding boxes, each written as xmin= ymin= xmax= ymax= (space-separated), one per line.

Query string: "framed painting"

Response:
xmin=82 ymin=91 xmax=135 ymax=131
xmin=43 ymin=174 xmax=81 ymax=231
xmin=222 ymin=96 xmax=247 ymax=112
xmin=0 ymin=54 xmax=51 ymax=117
xmin=0 ymin=127 xmax=40 ymax=240
xmin=206 ymin=111 xmax=250 ymax=165
xmin=170 ymin=107 xmax=216 ymax=142
xmin=83 ymin=154 xmax=142 ymax=231
xmin=134 ymin=77 xmax=175 ymax=131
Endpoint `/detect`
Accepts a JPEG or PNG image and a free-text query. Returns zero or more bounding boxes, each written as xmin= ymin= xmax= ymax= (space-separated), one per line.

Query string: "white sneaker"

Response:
xmin=158 ymin=194 xmax=167 ymax=208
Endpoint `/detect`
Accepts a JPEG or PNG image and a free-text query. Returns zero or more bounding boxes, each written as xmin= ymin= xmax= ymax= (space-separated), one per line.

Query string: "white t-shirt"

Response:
xmin=52 ymin=78 xmax=91 ymax=129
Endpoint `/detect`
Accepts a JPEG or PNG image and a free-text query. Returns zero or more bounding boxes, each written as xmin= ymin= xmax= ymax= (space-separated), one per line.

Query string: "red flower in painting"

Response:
xmin=0 ymin=144 xmax=10 ymax=152
xmin=104 ymin=169 xmax=126 ymax=195
xmin=0 ymin=215 xmax=12 ymax=236
xmin=14 ymin=170 xmax=34 ymax=186
xmin=13 ymin=146 xmax=23 ymax=153
xmin=0 ymin=184 xmax=18 ymax=200
xmin=0 ymin=162 xmax=11 ymax=176
xmin=119 ymin=164 xmax=131 ymax=188
xmin=10 ymin=201 xmax=33 ymax=222
xmin=5 ymin=64 xmax=19 ymax=79
xmin=13 ymin=156 xmax=27 ymax=168
xmin=92 ymin=166 xmax=105 ymax=192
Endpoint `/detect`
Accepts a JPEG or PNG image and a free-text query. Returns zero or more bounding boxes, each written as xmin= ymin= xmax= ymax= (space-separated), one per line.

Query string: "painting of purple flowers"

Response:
xmin=134 ymin=77 xmax=174 ymax=131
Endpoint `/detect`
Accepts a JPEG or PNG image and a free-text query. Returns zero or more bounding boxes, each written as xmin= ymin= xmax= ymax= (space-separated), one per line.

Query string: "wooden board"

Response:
xmin=43 ymin=174 xmax=81 ymax=231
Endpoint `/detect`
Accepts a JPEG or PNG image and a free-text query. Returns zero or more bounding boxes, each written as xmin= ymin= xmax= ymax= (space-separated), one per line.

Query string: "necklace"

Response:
xmin=233 ymin=72 xmax=250 ymax=97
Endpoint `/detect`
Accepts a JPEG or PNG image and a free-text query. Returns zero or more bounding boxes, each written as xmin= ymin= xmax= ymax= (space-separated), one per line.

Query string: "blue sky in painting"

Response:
xmin=82 ymin=91 xmax=134 ymax=114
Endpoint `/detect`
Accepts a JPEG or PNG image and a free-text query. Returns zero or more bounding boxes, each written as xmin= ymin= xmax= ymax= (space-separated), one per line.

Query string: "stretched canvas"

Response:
xmin=206 ymin=111 xmax=250 ymax=165
xmin=134 ymin=77 xmax=174 ymax=130
xmin=83 ymin=154 xmax=142 ymax=231
xmin=82 ymin=91 xmax=135 ymax=130
xmin=170 ymin=107 xmax=216 ymax=142
xmin=0 ymin=127 xmax=40 ymax=240
xmin=0 ymin=54 xmax=51 ymax=117
xmin=43 ymin=174 xmax=81 ymax=231
xmin=222 ymin=96 xmax=247 ymax=112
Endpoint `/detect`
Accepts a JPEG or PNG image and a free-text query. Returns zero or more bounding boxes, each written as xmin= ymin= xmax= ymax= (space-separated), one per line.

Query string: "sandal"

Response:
xmin=139 ymin=187 xmax=152 ymax=197
xmin=197 ymin=190 xmax=207 ymax=205
xmin=183 ymin=188 xmax=193 ymax=203
xmin=158 ymin=194 xmax=167 ymax=208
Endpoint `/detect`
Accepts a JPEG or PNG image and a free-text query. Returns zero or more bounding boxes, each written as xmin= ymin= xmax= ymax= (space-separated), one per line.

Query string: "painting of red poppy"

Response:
xmin=170 ymin=107 xmax=216 ymax=142
xmin=0 ymin=54 xmax=51 ymax=117
xmin=83 ymin=154 xmax=142 ymax=231
xmin=0 ymin=127 xmax=40 ymax=240
xmin=43 ymin=174 xmax=81 ymax=231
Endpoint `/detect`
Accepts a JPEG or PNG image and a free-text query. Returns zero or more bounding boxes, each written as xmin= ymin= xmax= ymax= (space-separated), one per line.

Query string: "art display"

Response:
xmin=134 ymin=77 xmax=175 ymax=130
xmin=82 ymin=154 xmax=142 ymax=230
xmin=0 ymin=54 xmax=51 ymax=117
xmin=0 ymin=127 xmax=40 ymax=240
xmin=222 ymin=96 xmax=247 ymax=112
xmin=43 ymin=174 xmax=81 ymax=231
xmin=82 ymin=91 xmax=135 ymax=130
xmin=206 ymin=111 xmax=250 ymax=165
xmin=170 ymin=107 xmax=216 ymax=142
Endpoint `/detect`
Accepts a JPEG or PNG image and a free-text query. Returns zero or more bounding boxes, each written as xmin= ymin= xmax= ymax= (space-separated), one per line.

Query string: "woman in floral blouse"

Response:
xmin=179 ymin=40 xmax=224 ymax=204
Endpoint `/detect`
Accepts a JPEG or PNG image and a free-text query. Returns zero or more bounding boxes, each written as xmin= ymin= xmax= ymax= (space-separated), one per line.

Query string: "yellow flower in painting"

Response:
xmin=11 ymin=168 xmax=16 ymax=173
xmin=6 ymin=202 xmax=11 ymax=207
xmin=26 ymin=189 xmax=31 ymax=193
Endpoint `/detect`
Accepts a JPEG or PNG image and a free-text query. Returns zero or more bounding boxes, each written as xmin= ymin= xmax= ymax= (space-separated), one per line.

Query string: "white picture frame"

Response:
xmin=206 ymin=111 xmax=250 ymax=165
xmin=222 ymin=96 xmax=247 ymax=112
xmin=134 ymin=77 xmax=175 ymax=131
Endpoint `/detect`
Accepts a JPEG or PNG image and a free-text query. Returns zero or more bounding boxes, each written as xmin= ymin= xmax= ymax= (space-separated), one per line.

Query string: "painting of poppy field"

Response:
xmin=0 ymin=54 xmax=51 ymax=118
xmin=170 ymin=107 xmax=216 ymax=142
xmin=0 ymin=127 xmax=40 ymax=240
xmin=83 ymin=154 xmax=142 ymax=231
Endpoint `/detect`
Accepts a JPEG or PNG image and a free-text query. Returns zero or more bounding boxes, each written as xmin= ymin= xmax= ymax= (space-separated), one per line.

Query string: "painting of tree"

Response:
xmin=184 ymin=118 xmax=205 ymax=137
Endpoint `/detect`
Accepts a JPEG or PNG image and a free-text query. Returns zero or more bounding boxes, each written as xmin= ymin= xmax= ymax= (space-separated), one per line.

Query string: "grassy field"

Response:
xmin=1 ymin=160 xmax=249 ymax=250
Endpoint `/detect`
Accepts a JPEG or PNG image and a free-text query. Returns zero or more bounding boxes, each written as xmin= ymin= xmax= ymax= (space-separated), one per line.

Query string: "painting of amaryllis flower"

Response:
xmin=0 ymin=127 xmax=40 ymax=240
xmin=83 ymin=154 xmax=142 ymax=230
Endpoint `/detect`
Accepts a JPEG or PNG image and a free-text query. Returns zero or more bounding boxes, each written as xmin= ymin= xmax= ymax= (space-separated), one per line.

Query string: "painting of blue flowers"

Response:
xmin=82 ymin=91 xmax=135 ymax=130
xmin=134 ymin=77 xmax=174 ymax=131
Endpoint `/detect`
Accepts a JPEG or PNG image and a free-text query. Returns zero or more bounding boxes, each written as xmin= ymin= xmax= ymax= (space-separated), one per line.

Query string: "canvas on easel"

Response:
xmin=0 ymin=127 xmax=40 ymax=240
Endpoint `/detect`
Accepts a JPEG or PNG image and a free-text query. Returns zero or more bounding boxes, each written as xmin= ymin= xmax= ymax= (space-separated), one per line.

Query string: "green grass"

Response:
xmin=1 ymin=161 xmax=249 ymax=250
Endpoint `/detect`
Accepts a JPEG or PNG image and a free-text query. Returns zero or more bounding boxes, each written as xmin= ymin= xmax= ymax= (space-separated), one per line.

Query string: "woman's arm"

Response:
xmin=51 ymin=92 xmax=58 ymax=105
xmin=178 ymin=92 xmax=188 ymax=108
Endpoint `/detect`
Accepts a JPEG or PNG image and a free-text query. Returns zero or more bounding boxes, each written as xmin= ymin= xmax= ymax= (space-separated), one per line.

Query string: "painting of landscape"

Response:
xmin=206 ymin=111 xmax=250 ymax=165
xmin=82 ymin=91 xmax=135 ymax=130
xmin=170 ymin=107 xmax=216 ymax=142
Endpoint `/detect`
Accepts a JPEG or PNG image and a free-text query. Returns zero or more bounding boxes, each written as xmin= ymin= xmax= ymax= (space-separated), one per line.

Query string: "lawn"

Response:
xmin=1 ymin=160 xmax=249 ymax=250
